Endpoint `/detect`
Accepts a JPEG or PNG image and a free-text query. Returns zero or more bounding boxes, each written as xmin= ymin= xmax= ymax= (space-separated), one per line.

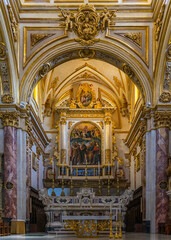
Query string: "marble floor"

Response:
xmin=0 ymin=233 xmax=171 ymax=240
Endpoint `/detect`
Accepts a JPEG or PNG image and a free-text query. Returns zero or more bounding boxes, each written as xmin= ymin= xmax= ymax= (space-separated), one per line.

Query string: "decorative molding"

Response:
xmin=163 ymin=63 xmax=171 ymax=91
xmin=155 ymin=3 xmax=165 ymax=41
xmin=58 ymin=5 xmax=116 ymax=45
xmin=124 ymin=32 xmax=142 ymax=47
xmin=7 ymin=5 xmax=17 ymax=42
xmin=30 ymin=33 xmax=55 ymax=48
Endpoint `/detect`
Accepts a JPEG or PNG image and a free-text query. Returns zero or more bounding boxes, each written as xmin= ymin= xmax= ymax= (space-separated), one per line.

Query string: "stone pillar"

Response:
xmin=2 ymin=112 xmax=18 ymax=220
xmin=60 ymin=118 xmax=67 ymax=164
xmin=2 ymin=112 xmax=26 ymax=234
xmin=154 ymin=113 xmax=170 ymax=233
xmin=105 ymin=116 xmax=111 ymax=164
xmin=145 ymin=117 xmax=157 ymax=233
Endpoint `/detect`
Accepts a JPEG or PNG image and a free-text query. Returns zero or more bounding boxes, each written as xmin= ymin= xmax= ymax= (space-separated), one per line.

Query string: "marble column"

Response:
xmin=105 ymin=118 xmax=111 ymax=164
xmin=156 ymin=127 xmax=169 ymax=232
xmin=61 ymin=118 xmax=67 ymax=164
xmin=4 ymin=126 xmax=17 ymax=219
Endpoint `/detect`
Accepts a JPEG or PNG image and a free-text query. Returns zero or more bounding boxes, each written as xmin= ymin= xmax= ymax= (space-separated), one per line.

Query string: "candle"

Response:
xmin=108 ymin=161 xmax=110 ymax=174
xmin=70 ymin=160 xmax=72 ymax=175
xmin=98 ymin=161 xmax=100 ymax=175
xmin=62 ymin=161 xmax=64 ymax=175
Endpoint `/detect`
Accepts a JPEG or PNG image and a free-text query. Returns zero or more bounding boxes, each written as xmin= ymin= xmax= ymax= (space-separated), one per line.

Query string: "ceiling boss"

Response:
xmin=58 ymin=4 xmax=116 ymax=46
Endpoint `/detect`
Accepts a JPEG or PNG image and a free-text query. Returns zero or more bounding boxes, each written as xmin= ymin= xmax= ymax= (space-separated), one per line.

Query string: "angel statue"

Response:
xmin=100 ymin=8 xmax=116 ymax=32
xmin=58 ymin=7 xmax=75 ymax=31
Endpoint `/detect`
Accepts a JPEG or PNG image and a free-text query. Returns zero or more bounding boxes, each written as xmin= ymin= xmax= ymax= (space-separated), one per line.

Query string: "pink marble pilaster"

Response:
xmin=156 ymin=127 xmax=169 ymax=232
xmin=4 ymin=126 xmax=17 ymax=219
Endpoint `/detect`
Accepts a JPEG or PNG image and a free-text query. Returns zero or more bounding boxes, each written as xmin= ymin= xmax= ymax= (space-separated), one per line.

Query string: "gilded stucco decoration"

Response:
xmin=122 ymin=63 xmax=134 ymax=78
xmin=1 ymin=111 xmax=19 ymax=128
xmin=58 ymin=4 xmax=116 ymax=45
xmin=7 ymin=5 xmax=17 ymax=42
xmin=1 ymin=94 xmax=14 ymax=104
xmin=0 ymin=42 xmax=7 ymax=60
xmin=123 ymin=32 xmax=142 ymax=48
xmin=155 ymin=3 xmax=165 ymax=41
xmin=0 ymin=42 xmax=13 ymax=103
xmin=31 ymin=33 xmax=55 ymax=48
xmin=159 ymin=92 xmax=171 ymax=103
xmin=79 ymin=49 xmax=95 ymax=59
xmin=154 ymin=112 xmax=171 ymax=129
xmin=76 ymin=83 xmax=96 ymax=109
xmin=39 ymin=63 xmax=51 ymax=77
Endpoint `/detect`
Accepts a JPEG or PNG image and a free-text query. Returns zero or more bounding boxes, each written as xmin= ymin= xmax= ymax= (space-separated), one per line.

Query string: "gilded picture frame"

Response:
xmin=32 ymin=152 xmax=37 ymax=171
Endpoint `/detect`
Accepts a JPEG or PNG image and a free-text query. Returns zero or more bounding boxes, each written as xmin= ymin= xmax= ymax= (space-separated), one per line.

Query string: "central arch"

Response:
xmin=20 ymin=40 xmax=153 ymax=104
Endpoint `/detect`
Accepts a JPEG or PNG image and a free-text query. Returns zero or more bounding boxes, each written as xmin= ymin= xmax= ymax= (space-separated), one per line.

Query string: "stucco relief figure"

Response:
xmin=70 ymin=122 xmax=101 ymax=165
xmin=58 ymin=8 xmax=75 ymax=31
xmin=100 ymin=8 xmax=116 ymax=32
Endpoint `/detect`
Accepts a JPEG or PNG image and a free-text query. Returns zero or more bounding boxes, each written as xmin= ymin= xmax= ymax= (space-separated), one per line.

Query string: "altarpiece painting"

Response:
xmin=70 ymin=122 xmax=101 ymax=165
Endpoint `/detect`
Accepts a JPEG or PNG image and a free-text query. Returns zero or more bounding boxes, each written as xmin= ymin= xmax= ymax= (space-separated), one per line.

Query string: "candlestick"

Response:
xmin=107 ymin=174 xmax=110 ymax=196
xmin=98 ymin=161 xmax=100 ymax=175
xmin=109 ymin=213 xmax=114 ymax=239
xmin=85 ymin=159 xmax=88 ymax=187
xmin=118 ymin=213 xmax=123 ymax=238
xmin=61 ymin=172 xmax=65 ymax=196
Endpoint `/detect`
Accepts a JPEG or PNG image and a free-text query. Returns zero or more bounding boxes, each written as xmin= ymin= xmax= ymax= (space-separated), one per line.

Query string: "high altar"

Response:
xmin=41 ymin=82 xmax=131 ymax=236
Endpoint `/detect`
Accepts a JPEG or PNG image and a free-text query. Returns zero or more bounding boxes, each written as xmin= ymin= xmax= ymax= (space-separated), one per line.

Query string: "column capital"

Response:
xmin=104 ymin=118 xmax=111 ymax=125
xmin=154 ymin=111 xmax=171 ymax=129
xmin=60 ymin=118 xmax=67 ymax=125
xmin=1 ymin=111 xmax=19 ymax=128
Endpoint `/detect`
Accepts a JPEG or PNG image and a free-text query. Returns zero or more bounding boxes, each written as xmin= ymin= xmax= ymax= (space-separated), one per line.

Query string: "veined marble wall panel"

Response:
xmin=31 ymin=144 xmax=37 ymax=190
xmin=136 ymin=146 xmax=141 ymax=189
xmin=0 ymin=129 xmax=4 ymax=153
xmin=17 ymin=129 xmax=26 ymax=220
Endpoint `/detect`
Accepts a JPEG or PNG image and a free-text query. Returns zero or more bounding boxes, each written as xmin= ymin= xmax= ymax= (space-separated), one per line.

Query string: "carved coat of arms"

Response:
xmin=58 ymin=4 xmax=116 ymax=46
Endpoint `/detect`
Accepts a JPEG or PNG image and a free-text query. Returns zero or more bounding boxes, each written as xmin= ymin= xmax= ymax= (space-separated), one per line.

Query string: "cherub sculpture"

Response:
xmin=100 ymin=8 xmax=116 ymax=32
xmin=58 ymin=8 xmax=75 ymax=31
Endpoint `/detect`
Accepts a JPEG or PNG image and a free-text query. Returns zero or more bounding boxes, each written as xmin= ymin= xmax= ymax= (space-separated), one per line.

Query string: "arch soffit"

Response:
xmin=20 ymin=40 xmax=153 ymax=104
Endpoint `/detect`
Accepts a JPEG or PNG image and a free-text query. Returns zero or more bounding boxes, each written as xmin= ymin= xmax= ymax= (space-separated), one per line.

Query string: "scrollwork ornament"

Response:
xmin=0 ymin=42 xmax=7 ymax=60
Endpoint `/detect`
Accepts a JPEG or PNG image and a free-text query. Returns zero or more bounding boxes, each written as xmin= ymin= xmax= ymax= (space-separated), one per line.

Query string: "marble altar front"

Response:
xmin=39 ymin=187 xmax=133 ymax=237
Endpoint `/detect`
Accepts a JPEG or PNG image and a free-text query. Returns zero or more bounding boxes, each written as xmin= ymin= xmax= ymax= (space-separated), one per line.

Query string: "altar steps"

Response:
xmin=48 ymin=229 xmax=112 ymax=237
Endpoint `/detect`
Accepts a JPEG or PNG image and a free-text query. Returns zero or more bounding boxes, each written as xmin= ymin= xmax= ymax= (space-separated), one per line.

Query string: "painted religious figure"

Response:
xmin=70 ymin=122 xmax=101 ymax=165
xmin=80 ymin=90 xmax=92 ymax=107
